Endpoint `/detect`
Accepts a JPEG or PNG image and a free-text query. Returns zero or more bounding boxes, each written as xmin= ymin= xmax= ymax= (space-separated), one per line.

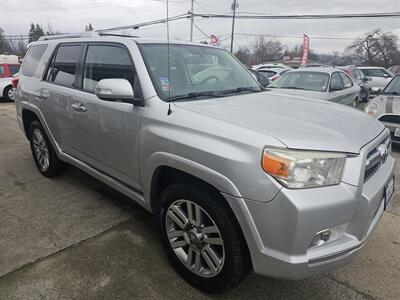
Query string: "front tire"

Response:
xmin=158 ymin=183 xmax=250 ymax=294
xmin=29 ymin=120 xmax=67 ymax=177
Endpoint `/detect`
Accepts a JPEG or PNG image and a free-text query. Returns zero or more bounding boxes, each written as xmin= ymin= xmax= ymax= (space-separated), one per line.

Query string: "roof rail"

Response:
xmin=38 ymin=31 xmax=99 ymax=41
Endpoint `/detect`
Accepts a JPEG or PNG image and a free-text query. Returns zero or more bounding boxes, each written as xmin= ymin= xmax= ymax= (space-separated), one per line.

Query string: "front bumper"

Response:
xmin=225 ymin=133 xmax=395 ymax=279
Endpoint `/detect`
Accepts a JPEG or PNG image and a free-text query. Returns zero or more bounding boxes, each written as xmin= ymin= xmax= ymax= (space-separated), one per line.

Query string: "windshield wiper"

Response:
xmin=166 ymin=91 xmax=223 ymax=102
xmin=280 ymin=86 xmax=308 ymax=90
xmin=383 ymin=91 xmax=400 ymax=95
xmin=219 ymin=86 xmax=261 ymax=95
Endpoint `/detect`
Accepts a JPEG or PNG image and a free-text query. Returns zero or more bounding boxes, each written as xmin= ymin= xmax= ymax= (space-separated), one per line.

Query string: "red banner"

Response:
xmin=300 ymin=34 xmax=310 ymax=65
xmin=210 ymin=35 xmax=219 ymax=45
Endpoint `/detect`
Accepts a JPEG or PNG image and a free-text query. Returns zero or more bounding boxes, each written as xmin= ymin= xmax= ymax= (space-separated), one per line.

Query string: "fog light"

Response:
xmin=310 ymin=229 xmax=331 ymax=247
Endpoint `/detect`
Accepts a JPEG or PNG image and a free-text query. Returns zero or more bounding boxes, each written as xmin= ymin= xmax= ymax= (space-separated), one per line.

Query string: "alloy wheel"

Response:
xmin=7 ymin=88 xmax=14 ymax=100
xmin=32 ymin=129 xmax=50 ymax=171
xmin=165 ymin=199 xmax=225 ymax=278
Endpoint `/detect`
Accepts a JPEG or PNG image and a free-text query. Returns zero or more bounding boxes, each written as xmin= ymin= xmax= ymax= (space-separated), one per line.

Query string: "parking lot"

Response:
xmin=0 ymin=101 xmax=399 ymax=300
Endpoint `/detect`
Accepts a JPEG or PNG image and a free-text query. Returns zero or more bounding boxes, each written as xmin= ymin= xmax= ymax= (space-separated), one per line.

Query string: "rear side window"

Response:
xmin=22 ymin=44 xmax=47 ymax=77
xmin=82 ymin=44 xmax=135 ymax=93
xmin=46 ymin=44 xmax=82 ymax=88
xmin=8 ymin=65 xmax=20 ymax=75
xmin=361 ymin=68 xmax=391 ymax=78
xmin=339 ymin=72 xmax=353 ymax=88
xmin=0 ymin=65 xmax=5 ymax=77
xmin=330 ymin=72 xmax=344 ymax=91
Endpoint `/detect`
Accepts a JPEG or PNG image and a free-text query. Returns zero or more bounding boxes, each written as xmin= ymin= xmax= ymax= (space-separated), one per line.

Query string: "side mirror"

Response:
xmin=366 ymin=76 xmax=372 ymax=81
xmin=95 ymin=78 xmax=134 ymax=103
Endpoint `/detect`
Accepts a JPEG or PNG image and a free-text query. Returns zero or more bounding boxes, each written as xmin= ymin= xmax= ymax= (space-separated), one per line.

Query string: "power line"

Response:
xmin=193 ymin=11 xmax=400 ymax=19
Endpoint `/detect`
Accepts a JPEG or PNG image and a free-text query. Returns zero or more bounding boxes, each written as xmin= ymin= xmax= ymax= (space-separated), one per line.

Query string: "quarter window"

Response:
xmin=83 ymin=45 xmax=135 ymax=93
xmin=8 ymin=65 xmax=20 ymax=75
xmin=0 ymin=65 xmax=5 ymax=77
xmin=339 ymin=72 xmax=353 ymax=88
xmin=330 ymin=73 xmax=344 ymax=91
xmin=46 ymin=44 xmax=82 ymax=88
xmin=22 ymin=44 xmax=47 ymax=77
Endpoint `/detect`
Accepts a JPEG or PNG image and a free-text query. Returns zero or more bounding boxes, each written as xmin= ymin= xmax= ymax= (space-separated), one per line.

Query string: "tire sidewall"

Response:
xmin=158 ymin=183 xmax=247 ymax=293
xmin=3 ymin=86 xmax=13 ymax=102
xmin=29 ymin=121 xmax=64 ymax=177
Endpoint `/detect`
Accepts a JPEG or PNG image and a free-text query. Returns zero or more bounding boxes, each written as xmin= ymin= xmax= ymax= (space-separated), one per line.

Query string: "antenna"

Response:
xmin=167 ymin=0 xmax=172 ymax=115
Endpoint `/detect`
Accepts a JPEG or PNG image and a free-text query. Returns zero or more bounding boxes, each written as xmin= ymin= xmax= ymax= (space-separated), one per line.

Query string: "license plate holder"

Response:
xmin=384 ymin=176 xmax=395 ymax=210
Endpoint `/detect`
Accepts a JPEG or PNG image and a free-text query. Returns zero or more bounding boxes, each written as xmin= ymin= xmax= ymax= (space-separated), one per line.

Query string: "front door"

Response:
xmin=66 ymin=43 xmax=143 ymax=190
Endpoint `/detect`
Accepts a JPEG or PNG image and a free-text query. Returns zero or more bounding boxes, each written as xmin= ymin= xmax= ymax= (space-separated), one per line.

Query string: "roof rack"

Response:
xmin=38 ymin=32 xmax=99 ymax=41
xmin=97 ymin=33 xmax=139 ymax=38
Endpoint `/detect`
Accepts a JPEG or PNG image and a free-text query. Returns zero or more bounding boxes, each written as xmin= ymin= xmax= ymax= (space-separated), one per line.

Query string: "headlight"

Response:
xmin=364 ymin=102 xmax=379 ymax=116
xmin=262 ymin=148 xmax=346 ymax=188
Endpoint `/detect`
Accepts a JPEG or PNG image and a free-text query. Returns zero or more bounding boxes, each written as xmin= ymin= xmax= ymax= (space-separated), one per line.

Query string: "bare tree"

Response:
xmin=251 ymin=37 xmax=283 ymax=64
xmin=234 ymin=46 xmax=252 ymax=66
xmin=346 ymin=29 xmax=400 ymax=67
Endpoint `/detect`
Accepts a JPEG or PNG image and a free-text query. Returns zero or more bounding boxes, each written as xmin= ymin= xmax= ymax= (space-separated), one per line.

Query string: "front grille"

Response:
xmin=364 ymin=136 xmax=391 ymax=182
xmin=378 ymin=114 xmax=400 ymax=124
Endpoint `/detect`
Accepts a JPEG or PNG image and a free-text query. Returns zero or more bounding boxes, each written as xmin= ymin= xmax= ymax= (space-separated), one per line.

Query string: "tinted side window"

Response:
xmin=339 ymin=72 xmax=353 ymax=88
xmin=0 ymin=65 xmax=5 ymax=77
xmin=330 ymin=73 xmax=344 ymax=91
xmin=46 ymin=44 xmax=82 ymax=88
xmin=83 ymin=45 xmax=135 ymax=93
xmin=8 ymin=65 xmax=20 ymax=75
xmin=22 ymin=44 xmax=47 ymax=77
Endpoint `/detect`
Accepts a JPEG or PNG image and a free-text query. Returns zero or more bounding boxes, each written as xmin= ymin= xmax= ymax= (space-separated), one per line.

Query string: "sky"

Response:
xmin=0 ymin=0 xmax=400 ymax=53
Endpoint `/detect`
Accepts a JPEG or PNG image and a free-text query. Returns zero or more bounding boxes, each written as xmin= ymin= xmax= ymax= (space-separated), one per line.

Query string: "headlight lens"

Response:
xmin=364 ymin=102 xmax=379 ymax=116
xmin=262 ymin=148 xmax=346 ymax=188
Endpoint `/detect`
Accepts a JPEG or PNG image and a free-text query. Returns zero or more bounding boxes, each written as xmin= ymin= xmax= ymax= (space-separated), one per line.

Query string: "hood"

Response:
xmin=174 ymin=91 xmax=384 ymax=154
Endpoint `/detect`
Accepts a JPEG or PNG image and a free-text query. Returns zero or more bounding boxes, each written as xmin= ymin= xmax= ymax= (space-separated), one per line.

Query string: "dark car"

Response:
xmin=389 ymin=65 xmax=400 ymax=74
xmin=339 ymin=66 xmax=371 ymax=101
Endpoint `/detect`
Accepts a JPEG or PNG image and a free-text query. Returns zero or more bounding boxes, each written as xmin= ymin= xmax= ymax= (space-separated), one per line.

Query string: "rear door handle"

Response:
xmin=71 ymin=102 xmax=87 ymax=112
xmin=36 ymin=94 xmax=47 ymax=100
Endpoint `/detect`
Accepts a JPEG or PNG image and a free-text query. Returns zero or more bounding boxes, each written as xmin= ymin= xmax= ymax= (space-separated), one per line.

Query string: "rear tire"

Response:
xmin=29 ymin=120 xmax=67 ymax=178
xmin=3 ymin=86 xmax=14 ymax=102
xmin=158 ymin=183 xmax=250 ymax=294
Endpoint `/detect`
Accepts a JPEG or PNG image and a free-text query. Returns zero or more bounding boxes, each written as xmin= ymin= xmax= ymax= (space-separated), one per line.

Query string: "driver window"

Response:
xmin=83 ymin=45 xmax=135 ymax=93
xmin=339 ymin=72 xmax=353 ymax=89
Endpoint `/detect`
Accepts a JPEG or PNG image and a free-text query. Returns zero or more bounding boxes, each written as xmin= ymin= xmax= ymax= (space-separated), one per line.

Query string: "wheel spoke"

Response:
xmin=187 ymin=201 xmax=194 ymax=224
xmin=171 ymin=239 xmax=187 ymax=249
xmin=203 ymin=245 xmax=222 ymax=269
xmin=201 ymin=226 xmax=218 ymax=234
xmin=186 ymin=247 xmax=194 ymax=268
xmin=204 ymin=237 xmax=223 ymax=245
xmin=193 ymin=250 xmax=201 ymax=273
xmin=201 ymin=246 xmax=220 ymax=274
xmin=167 ymin=210 xmax=186 ymax=229
xmin=194 ymin=204 xmax=202 ymax=227
xmin=167 ymin=229 xmax=184 ymax=239
xmin=171 ymin=205 xmax=188 ymax=226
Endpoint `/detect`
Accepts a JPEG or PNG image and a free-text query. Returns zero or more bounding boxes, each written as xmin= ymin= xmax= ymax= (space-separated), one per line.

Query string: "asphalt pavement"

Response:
xmin=0 ymin=102 xmax=399 ymax=300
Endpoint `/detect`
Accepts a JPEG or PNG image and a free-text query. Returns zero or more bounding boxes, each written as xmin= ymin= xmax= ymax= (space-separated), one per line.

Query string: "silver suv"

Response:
xmin=14 ymin=33 xmax=395 ymax=293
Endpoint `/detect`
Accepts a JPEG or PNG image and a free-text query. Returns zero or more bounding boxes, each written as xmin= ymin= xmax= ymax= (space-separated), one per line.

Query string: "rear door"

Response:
xmin=40 ymin=43 xmax=84 ymax=152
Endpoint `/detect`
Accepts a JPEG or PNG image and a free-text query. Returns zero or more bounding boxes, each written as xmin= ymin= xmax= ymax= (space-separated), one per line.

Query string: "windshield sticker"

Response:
xmin=160 ymin=77 xmax=170 ymax=92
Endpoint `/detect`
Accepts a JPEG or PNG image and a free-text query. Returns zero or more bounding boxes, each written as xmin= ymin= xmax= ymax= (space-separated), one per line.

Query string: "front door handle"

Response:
xmin=71 ymin=102 xmax=87 ymax=112
xmin=36 ymin=94 xmax=47 ymax=100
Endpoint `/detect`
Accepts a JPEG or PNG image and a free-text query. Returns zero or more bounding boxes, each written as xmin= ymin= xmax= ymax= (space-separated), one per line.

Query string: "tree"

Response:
xmin=28 ymin=23 xmax=45 ymax=42
xmin=251 ymin=37 xmax=283 ymax=64
xmin=7 ymin=37 xmax=28 ymax=57
xmin=85 ymin=23 xmax=94 ymax=31
xmin=234 ymin=46 xmax=252 ymax=66
xmin=0 ymin=32 xmax=11 ymax=54
xmin=346 ymin=29 xmax=400 ymax=67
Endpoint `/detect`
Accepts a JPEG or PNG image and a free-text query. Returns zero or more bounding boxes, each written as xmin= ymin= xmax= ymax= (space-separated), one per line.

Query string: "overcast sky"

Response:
xmin=1 ymin=0 xmax=400 ymax=53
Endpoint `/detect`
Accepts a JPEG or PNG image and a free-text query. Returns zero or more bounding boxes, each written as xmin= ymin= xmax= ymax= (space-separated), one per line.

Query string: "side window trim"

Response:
xmin=79 ymin=42 xmax=138 ymax=95
xmin=42 ymin=42 xmax=84 ymax=90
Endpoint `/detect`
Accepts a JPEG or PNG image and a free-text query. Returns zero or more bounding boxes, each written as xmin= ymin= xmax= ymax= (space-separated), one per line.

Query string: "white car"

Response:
xmin=257 ymin=68 xmax=289 ymax=81
xmin=253 ymin=63 xmax=292 ymax=71
xmin=359 ymin=67 xmax=393 ymax=95
xmin=268 ymin=67 xmax=361 ymax=107
xmin=0 ymin=63 xmax=20 ymax=101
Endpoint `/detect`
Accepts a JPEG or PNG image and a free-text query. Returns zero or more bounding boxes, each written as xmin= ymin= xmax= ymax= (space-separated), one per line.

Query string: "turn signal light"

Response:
xmin=262 ymin=151 xmax=290 ymax=178
xmin=11 ymin=77 xmax=19 ymax=89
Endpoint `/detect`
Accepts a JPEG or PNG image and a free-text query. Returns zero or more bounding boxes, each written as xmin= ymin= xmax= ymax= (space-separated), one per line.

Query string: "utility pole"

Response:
xmin=190 ymin=0 xmax=194 ymax=42
xmin=230 ymin=0 xmax=238 ymax=52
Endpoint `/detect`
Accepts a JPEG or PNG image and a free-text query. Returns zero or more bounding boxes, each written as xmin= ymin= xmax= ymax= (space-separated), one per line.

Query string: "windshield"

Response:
xmin=139 ymin=44 xmax=260 ymax=100
xmin=383 ymin=75 xmax=400 ymax=95
xmin=269 ymin=71 xmax=329 ymax=92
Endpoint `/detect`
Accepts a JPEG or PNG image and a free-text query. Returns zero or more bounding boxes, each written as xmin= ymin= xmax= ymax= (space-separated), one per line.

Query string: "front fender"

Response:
xmin=142 ymin=151 xmax=242 ymax=204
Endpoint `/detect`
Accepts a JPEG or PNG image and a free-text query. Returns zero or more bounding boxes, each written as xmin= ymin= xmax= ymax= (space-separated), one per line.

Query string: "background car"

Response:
xmin=257 ymin=67 xmax=290 ymax=81
xmin=339 ymin=66 xmax=371 ymax=101
xmin=359 ymin=66 xmax=393 ymax=95
xmin=0 ymin=62 xmax=20 ymax=101
xmin=268 ymin=68 xmax=361 ymax=106
xmin=364 ymin=74 xmax=400 ymax=143
xmin=389 ymin=65 xmax=400 ymax=74
xmin=253 ymin=63 xmax=292 ymax=71
xmin=248 ymin=68 xmax=270 ymax=87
